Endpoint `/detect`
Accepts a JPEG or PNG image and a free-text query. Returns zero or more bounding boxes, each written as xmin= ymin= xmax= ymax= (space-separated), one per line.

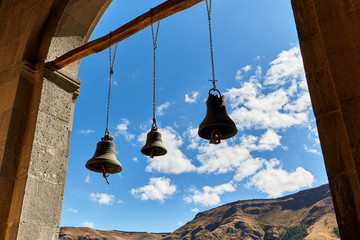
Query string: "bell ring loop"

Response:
xmin=209 ymin=88 xmax=222 ymax=97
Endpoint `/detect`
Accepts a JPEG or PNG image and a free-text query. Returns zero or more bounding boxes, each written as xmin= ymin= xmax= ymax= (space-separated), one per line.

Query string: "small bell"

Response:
xmin=86 ymin=134 xmax=122 ymax=184
xmin=198 ymin=88 xmax=237 ymax=144
xmin=141 ymin=126 xmax=167 ymax=158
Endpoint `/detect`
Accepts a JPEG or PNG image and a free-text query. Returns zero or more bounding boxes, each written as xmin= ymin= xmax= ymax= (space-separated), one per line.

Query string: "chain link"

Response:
xmin=151 ymin=12 xmax=160 ymax=127
xmin=205 ymin=0 xmax=217 ymax=89
xmin=105 ymin=33 xmax=118 ymax=135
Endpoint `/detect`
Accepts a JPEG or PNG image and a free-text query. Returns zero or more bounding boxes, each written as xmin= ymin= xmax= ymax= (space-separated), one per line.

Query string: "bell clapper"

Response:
xmin=210 ymin=129 xmax=221 ymax=144
xmin=102 ymin=165 xmax=110 ymax=185
xmin=150 ymin=148 xmax=155 ymax=158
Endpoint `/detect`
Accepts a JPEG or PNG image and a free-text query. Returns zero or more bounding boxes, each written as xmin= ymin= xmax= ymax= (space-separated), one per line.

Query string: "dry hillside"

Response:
xmin=59 ymin=184 xmax=339 ymax=240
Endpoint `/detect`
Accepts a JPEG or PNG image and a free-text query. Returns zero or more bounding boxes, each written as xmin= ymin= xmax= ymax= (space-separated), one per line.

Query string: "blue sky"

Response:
xmin=60 ymin=0 xmax=328 ymax=233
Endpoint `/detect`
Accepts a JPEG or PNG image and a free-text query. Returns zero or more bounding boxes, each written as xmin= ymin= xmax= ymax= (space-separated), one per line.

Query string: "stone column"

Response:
xmin=292 ymin=0 xmax=360 ymax=238
xmin=0 ymin=62 xmax=80 ymax=240
xmin=18 ymin=64 xmax=79 ymax=240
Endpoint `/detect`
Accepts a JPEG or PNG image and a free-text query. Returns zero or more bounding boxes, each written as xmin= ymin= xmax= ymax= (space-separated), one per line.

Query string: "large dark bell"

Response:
xmin=141 ymin=127 xmax=167 ymax=158
xmin=86 ymin=135 xmax=122 ymax=174
xmin=198 ymin=89 xmax=237 ymax=144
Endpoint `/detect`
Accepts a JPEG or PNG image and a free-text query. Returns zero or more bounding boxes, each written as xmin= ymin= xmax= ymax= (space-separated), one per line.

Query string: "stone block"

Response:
xmin=305 ymin=68 xmax=340 ymax=117
xmin=20 ymin=176 xmax=64 ymax=226
xmin=39 ymin=226 xmax=60 ymax=240
xmin=16 ymin=221 xmax=41 ymax=240
xmin=328 ymin=174 xmax=360 ymax=239
xmin=338 ymin=96 xmax=360 ymax=171
xmin=38 ymin=78 xmax=74 ymax=123
xmin=316 ymin=111 xmax=354 ymax=176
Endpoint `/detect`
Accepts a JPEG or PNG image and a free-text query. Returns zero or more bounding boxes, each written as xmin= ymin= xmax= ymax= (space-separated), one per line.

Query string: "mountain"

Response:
xmin=59 ymin=184 xmax=339 ymax=240
xmin=58 ymin=227 xmax=169 ymax=240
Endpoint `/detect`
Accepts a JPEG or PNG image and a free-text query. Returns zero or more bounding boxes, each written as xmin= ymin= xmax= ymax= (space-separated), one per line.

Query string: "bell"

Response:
xmin=198 ymin=89 xmax=237 ymax=144
xmin=86 ymin=134 xmax=122 ymax=174
xmin=141 ymin=127 xmax=167 ymax=158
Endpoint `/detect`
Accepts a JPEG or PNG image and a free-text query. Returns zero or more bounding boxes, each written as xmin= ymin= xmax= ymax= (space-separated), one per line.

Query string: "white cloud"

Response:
xmin=233 ymin=157 xmax=264 ymax=182
xmin=157 ymin=102 xmax=171 ymax=116
xmin=191 ymin=208 xmax=199 ymax=213
xmin=185 ymin=128 xmax=279 ymax=175
xmin=117 ymin=199 xmax=124 ymax=204
xmin=196 ymin=141 xmax=253 ymax=174
xmin=90 ymin=193 xmax=115 ymax=205
xmin=115 ymin=118 xmax=135 ymax=141
xmin=184 ymin=182 xmax=236 ymax=207
xmin=67 ymin=208 xmax=78 ymax=213
xmin=132 ymin=157 xmax=138 ymax=162
xmin=131 ymin=177 xmax=176 ymax=202
xmin=79 ymin=222 xmax=94 ymax=228
xmin=138 ymin=127 xmax=196 ymax=174
xmin=85 ymin=174 xmax=91 ymax=183
xmin=235 ymin=70 xmax=242 ymax=80
xmin=226 ymin=53 xmax=311 ymax=131
xmin=185 ymin=91 xmax=199 ymax=103
xmin=304 ymin=144 xmax=321 ymax=155
xmin=264 ymin=46 xmax=305 ymax=86
xmin=78 ymin=129 xmax=95 ymax=135
xmin=242 ymin=65 xmax=252 ymax=72
xmin=178 ymin=222 xmax=184 ymax=226
xmin=247 ymin=159 xmax=314 ymax=198
xmin=240 ymin=129 xmax=282 ymax=152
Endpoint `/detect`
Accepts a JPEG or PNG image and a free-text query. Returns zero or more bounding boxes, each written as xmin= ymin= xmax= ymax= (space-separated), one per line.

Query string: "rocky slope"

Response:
xmin=59 ymin=184 xmax=339 ymax=240
xmin=164 ymin=184 xmax=338 ymax=239
xmin=59 ymin=227 xmax=168 ymax=240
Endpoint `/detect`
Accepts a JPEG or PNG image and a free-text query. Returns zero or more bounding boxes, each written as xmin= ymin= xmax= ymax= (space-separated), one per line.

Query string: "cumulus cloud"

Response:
xmin=242 ymin=65 xmax=252 ymax=72
xmin=131 ymin=177 xmax=176 ymax=202
xmin=191 ymin=208 xmax=200 ymax=213
xmin=196 ymin=141 xmax=253 ymax=174
xmin=235 ymin=70 xmax=243 ymax=80
xmin=90 ymin=193 xmax=115 ymax=205
xmin=157 ymin=102 xmax=171 ymax=116
xmin=185 ymin=91 xmax=199 ymax=103
xmin=115 ymin=118 xmax=135 ymax=141
xmin=264 ymin=46 xmax=305 ymax=86
xmin=233 ymin=157 xmax=264 ymax=182
xmin=184 ymin=182 xmax=236 ymax=207
xmin=247 ymin=159 xmax=314 ymax=198
xmin=240 ymin=129 xmax=282 ymax=152
xmin=304 ymin=144 xmax=321 ymax=155
xmin=78 ymin=129 xmax=95 ymax=135
xmin=226 ymin=50 xmax=311 ymax=131
xmin=67 ymin=208 xmax=78 ymax=213
xmin=79 ymin=222 xmax=94 ymax=228
xmin=184 ymin=128 xmax=280 ymax=175
xmin=138 ymin=127 xmax=196 ymax=174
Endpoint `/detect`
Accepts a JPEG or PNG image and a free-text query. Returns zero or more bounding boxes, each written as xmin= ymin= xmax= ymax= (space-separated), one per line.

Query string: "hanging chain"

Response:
xmin=205 ymin=0 xmax=217 ymax=89
xmin=151 ymin=12 xmax=160 ymax=128
xmin=105 ymin=33 xmax=118 ymax=136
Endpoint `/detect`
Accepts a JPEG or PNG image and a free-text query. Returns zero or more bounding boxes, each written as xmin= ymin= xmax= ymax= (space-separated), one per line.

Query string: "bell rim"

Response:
xmin=198 ymin=124 xmax=238 ymax=140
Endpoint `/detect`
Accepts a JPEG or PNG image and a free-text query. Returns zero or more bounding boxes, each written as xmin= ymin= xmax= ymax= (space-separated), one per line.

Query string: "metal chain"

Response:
xmin=105 ymin=33 xmax=118 ymax=136
xmin=151 ymin=13 xmax=160 ymax=127
xmin=205 ymin=0 xmax=217 ymax=89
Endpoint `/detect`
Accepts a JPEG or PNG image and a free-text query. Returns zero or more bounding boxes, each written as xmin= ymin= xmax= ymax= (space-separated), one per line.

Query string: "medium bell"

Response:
xmin=141 ymin=127 xmax=167 ymax=158
xmin=86 ymin=134 xmax=122 ymax=174
xmin=198 ymin=89 xmax=237 ymax=144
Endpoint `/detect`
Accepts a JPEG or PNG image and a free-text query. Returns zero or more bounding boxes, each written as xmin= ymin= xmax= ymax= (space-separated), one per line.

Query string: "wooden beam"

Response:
xmin=49 ymin=0 xmax=204 ymax=69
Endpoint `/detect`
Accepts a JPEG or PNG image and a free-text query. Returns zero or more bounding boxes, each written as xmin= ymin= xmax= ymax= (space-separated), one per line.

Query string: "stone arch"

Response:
xmin=1 ymin=0 xmax=360 ymax=239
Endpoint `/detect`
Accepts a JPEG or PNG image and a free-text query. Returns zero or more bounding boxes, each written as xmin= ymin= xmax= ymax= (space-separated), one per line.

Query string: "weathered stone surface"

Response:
xmin=292 ymin=0 xmax=360 ymax=238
